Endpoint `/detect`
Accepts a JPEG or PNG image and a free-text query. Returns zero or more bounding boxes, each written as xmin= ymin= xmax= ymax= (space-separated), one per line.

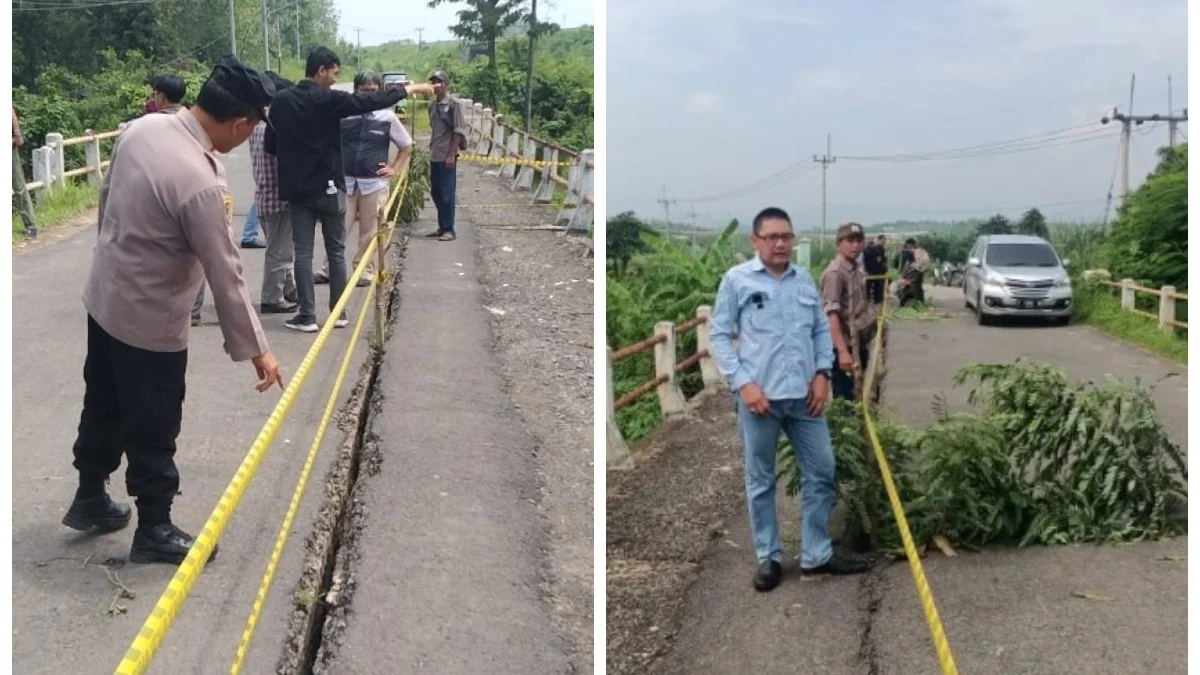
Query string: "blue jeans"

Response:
xmin=241 ymin=201 xmax=261 ymax=244
xmin=429 ymin=161 xmax=457 ymax=234
xmin=290 ymin=191 xmax=347 ymax=324
xmin=736 ymin=397 xmax=836 ymax=568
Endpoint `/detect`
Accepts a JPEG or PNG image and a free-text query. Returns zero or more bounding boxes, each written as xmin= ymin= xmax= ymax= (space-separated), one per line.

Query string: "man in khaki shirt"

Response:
xmin=62 ymin=56 xmax=285 ymax=566
xmin=820 ymin=222 xmax=877 ymax=400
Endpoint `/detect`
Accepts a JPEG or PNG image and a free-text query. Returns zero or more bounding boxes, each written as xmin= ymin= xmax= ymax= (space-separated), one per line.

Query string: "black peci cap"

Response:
xmin=429 ymin=69 xmax=449 ymax=84
xmin=208 ymin=55 xmax=276 ymax=116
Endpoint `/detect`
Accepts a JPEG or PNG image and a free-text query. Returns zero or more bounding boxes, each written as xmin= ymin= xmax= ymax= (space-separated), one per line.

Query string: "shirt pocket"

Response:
xmin=741 ymin=291 xmax=781 ymax=336
xmin=794 ymin=293 xmax=818 ymax=331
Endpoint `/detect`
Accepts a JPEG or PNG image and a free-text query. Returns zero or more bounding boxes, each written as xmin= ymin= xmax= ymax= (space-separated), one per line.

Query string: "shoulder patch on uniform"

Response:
xmin=223 ymin=193 xmax=235 ymax=227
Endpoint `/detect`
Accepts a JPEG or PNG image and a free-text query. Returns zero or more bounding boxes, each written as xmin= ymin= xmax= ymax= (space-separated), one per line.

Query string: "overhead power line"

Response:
xmin=840 ymin=124 xmax=1114 ymax=162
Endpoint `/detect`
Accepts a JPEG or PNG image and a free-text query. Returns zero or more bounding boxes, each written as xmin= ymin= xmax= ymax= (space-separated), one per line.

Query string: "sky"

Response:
xmin=607 ymin=0 xmax=1189 ymax=230
xmin=334 ymin=0 xmax=594 ymax=47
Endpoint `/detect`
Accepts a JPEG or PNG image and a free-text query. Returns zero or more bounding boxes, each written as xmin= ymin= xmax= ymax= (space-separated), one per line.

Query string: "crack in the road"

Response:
xmin=275 ymin=235 xmax=409 ymax=675
xmin=856 ymin=560 xmax=890 ymax=675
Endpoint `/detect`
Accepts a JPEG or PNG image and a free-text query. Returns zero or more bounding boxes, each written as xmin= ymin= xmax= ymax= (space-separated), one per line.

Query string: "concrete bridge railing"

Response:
xmin=457 ymin=99 xmax=594 ymax=235
xmin=606 ymin=306 xmax=724 ymax=470
xmin=1097 ymin=278 xmax=1188 ymax=333
xmin=19 ymin=127 xmax=123 ymax=203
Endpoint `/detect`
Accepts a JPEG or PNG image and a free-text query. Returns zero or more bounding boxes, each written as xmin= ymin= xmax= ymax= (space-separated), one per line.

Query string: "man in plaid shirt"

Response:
xmin=254 ymin=73 xmax=298 ymax=313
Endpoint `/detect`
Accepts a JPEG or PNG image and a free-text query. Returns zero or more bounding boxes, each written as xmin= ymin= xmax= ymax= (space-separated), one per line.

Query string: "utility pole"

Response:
xmin=296 ymin=6 xmax=301 ymax=58
xmin=354 ymin=27 xmax=363 ymax=68
xmin=685 ymin=203 xmax=700 ymax=250
xmin=229 ymin=0 xmax=237 ymax=57
xmin=1102 ymin=86 xmax=1187 ymax=199
xmin=261 ymin=0 xmax=270 ymax=71
xmin=416 ymin=27 xmax=424 ymax=50
xmin=1168 ymin=75 xmax=1177 ymax=147
xmin=657 ymin=186 xmax=677 ymax=239
xmin=812 ymin=133 xmax=836 ymax=255
xmin=524 ymin=0 xmax=537 ymax=133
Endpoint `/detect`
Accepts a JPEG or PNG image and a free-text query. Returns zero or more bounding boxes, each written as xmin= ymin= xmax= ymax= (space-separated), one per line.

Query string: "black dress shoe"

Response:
xmin=130 ymin=523 xmax=218 ymax=566
xmin=240 ymin=239 xmax=266 ymax=249
xmin=753 ymin=560 xmax=784 ymax=592
xmin=61 ymin=493 xmax=132 ymax=533
xmin=801 ymin=553 xmax=871 ymax=577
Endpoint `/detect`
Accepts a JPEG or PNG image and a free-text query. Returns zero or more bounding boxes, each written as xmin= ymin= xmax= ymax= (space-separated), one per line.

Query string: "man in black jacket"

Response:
xmin=265 ymin=47 xmax=433 ymax=333
xmin=862 ymin=234 xmax=888 ymax=304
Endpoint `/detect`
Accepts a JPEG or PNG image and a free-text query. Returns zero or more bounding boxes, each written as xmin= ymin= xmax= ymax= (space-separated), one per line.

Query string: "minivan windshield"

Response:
xmin=985 ymin=242 xmax=1060 ymax=267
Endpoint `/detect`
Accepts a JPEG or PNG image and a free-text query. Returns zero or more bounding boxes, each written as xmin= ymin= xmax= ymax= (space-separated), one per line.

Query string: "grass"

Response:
xmin=12 ymin=181 xmax=99 ymax=244
xmin=1073 ymin=283 xmax=1188 ymax=364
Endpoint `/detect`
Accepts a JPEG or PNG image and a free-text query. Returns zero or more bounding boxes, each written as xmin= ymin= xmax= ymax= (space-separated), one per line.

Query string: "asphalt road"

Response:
xmin=11 ymin=140 xmax=374 ymax=675
xmin=649 ymin=284 xmax=1188 ymax=675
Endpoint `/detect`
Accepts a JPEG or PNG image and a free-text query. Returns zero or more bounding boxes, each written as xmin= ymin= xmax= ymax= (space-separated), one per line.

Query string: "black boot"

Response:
xmin=753 ymin=559 xmax=784 ymax=592
xmin=130 ymin=523 xmax=218 ymax=566
xmin=61 ymin=491 xmax=132 ymax=533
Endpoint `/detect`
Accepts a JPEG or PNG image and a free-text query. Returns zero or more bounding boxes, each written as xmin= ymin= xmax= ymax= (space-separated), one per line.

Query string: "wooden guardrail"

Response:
xmin=606 ymin=305 xmax=723 ymax=470
xmin=457 ymin=99 xmax=594 ymax=234
xmin=20 ymin=127 xmax=123 ymax=201
xmin=1097 ymin=278 xmax=1188 ymax=332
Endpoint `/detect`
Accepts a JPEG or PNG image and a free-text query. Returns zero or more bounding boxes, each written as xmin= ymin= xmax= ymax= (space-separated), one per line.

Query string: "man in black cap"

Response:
xmin=63 ymin=55 xmax=285 ymax=566
xmin=426 ymin=69 xmax=468 ymax=242
xmin=265 ymin=46 xmax=434 ymax=334
xmin=820 ymin=222 xmax=878 ymax=400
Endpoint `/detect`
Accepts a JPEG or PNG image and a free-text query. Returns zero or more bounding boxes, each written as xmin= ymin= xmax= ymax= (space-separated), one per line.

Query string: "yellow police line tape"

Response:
xmin=860 ymin=273 xmax=959 ymax=675
xmin=456 ymin=152 xmax=574 ymax=168
xmin=113 ymin=167 xmax=412 ymax=675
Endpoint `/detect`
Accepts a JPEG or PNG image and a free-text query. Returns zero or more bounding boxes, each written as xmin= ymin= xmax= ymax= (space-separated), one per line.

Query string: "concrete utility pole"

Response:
xmin=261 ymin=0 xmax=270 ymax=71
xmin=685 ymin=203 xmax=700 ymax=250
xmin=657 ymin=186 xmax=677 ymax=240
xmin=1102 ymin=107 xmax=1187 ymax=199
xmin=416 ymin=27 xmax=424 ymax=50
xmin=229 ymin=0 xmax=238 ymax=57
xmin=1168 ymin=75 xmax=1178 ymax=147
xmin=355 ymin=27 xmax=363 ymax=68
xmin=812 ymin=133 xmax=836 ymax=254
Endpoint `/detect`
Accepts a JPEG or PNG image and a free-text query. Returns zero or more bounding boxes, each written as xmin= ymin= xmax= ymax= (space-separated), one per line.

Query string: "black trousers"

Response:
xmin=831 ymin=342 xmax=871 ymax=401
xmin=866 ymin=277 xmax=886 ymax=303
xmin=72 ymin=315 xmax=188 ymax=526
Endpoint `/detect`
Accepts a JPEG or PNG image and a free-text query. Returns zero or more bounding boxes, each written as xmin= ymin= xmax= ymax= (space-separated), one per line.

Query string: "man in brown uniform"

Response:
xmin=820 ymin=222 xmax=877 ymax=401
xmin=61 ymin=56 xmax=285 ymax=566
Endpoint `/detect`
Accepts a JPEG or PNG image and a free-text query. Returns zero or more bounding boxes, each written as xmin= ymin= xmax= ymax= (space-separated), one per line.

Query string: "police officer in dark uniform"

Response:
xmin=62 ymin=56 xmax=284 ymax=565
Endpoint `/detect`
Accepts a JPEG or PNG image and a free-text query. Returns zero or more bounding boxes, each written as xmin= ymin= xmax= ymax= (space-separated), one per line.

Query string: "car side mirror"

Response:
xmin=967 ymin=257 xmax=980 ymax=266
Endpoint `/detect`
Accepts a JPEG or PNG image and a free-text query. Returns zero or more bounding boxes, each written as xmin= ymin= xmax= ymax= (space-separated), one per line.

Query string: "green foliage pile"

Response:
xmin=778 ymin=362 xmax=1187 ymax=553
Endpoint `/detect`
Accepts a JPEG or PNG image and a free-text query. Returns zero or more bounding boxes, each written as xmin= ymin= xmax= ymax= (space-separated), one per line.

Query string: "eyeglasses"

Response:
xmin=756 ymin=233 xmax=796 ymax=244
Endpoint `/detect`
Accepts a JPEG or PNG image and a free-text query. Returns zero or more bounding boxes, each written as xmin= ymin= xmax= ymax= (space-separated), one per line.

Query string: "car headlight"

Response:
xmin=985 ymin=272 xmax=1005 ymax=285
xmin=1055 ymin=276 xmax=1071 ymax=287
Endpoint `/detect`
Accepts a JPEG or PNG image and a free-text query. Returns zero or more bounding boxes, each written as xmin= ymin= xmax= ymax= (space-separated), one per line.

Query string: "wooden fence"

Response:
xmin=1098 ymin=278 xmax=1188 ymax=333
xmin=21 ymin=127 xmax=122 ymax=203
xmin=606 ymin=306 xmax=723 ymax=470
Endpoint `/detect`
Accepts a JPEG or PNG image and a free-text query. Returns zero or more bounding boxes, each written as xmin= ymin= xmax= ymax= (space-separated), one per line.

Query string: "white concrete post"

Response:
xmin=501 ymin=131 xmax=521 ymax=178
xmin=513 ymin=136 xmax=536 ymax=189
xmin=532 ymin=147 xmax=558 ymax=203
xmin=85 ymin=130 xmax=102 ymax=186
xmin=563 ymin=160 xmax=581 ymax=207
xmin=45 ymin=132 xmax=65 ymax=188
xmin=31 ymin=146 xmax=52 ymax=203
xmin=1120 ymin=278 xmax=1136 ymax=310
xmin=606 ymin=347 xmax=635 ymax=470
xmin=694 ymin=306 xmax=723 ymax=387
xmin=654 ymin=320 xmax=688 ymax=416
xmin=475 ymin=104 xmax=490 ymax=155
xmin=489 ymin=117 xmax=506 ymax=160
xmin=564 ymin=149 xmax=594 ymax=234
xmin=1159 ymin=286 xmax=1177 ymax=333
xmin=460 ymin=98 xmax=474 ymax=132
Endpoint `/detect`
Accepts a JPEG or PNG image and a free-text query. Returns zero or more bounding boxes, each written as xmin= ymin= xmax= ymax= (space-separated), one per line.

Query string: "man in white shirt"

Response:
xmin=315 ymin=70 xmax=414 ymax=287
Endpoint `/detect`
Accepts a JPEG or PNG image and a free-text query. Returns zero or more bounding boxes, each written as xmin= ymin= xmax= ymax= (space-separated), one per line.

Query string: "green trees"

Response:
xmin=1016 ymin=207 xmax=1049 ymax=238
xmin=1104 ymin=144 xmax=1188 ymax=290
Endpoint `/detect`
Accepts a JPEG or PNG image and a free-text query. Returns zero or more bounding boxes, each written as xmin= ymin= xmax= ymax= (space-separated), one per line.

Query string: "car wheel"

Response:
xmin=976 ymin=293 xmax=990 ymax=325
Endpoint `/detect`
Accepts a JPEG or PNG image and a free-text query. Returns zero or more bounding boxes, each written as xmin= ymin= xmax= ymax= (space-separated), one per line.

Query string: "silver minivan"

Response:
xmin=963 ymin=234 xmax=1073 ymax=325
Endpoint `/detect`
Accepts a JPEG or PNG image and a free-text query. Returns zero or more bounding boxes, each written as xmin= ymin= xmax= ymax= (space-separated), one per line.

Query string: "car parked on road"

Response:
xmin=381 ymin=72 xmax=411 ymax=90
xmin=963 ymin=234 xmax=1073 ymax=326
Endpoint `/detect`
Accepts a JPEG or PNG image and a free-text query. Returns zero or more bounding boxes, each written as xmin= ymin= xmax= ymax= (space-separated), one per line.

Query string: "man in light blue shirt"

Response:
xmin=709 ymin=206 xmax=870 ymax=592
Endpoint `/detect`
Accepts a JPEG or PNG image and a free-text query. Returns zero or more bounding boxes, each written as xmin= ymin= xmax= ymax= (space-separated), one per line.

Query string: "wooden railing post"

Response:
xmin=1120 ymin=278 xmax=1136 ymax=310
xmin=607 ymin=347 xmax=634 ymax=470
xmin=654 ymin=321 xmax=688 ymax=416
xmin=45 ymin=132 xmax=65 ymax=188
xmin=1159 ymin=285 xmax=1176 ymax=333
xmin=694 ymin=306 xmax=723 ymax=387
xmin=84 ymin=130 xmax=103 ymax=186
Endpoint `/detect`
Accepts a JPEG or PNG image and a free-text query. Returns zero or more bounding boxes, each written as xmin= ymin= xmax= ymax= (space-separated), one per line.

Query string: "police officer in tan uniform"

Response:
xmin=820 ymin=222 xmax=877 ymax=400
xmin=61 ymin=56 xmax=285 ymax=566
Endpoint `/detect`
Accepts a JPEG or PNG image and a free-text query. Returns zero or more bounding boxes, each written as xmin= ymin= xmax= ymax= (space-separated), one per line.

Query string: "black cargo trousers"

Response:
xmin=71 ymin=315 xmax=188 ymax=528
